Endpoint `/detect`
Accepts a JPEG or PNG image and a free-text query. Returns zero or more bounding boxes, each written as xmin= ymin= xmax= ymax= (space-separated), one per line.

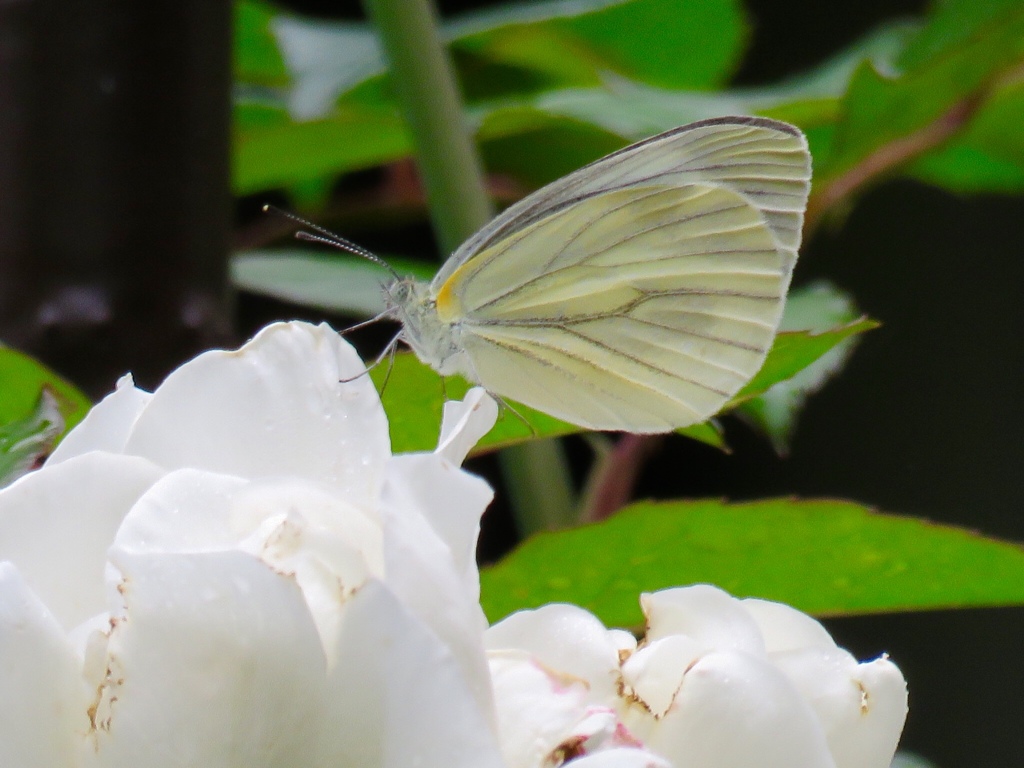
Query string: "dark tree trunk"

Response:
xmin=0 ymin=0 xmax=234 ymax=397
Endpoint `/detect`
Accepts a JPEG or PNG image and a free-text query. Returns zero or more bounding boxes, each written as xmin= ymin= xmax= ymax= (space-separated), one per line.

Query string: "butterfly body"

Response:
xmin=386 ymin=117 xmax=811 ymax=433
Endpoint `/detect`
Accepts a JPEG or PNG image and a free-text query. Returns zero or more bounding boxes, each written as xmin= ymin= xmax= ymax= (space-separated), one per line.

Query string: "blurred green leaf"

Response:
xmin=0 ymin=347 xmax=90 ymax=434
xmin=891 ymin=753 xmax=939 ymax=768
xmin=0 ymin=389 xmax=64 ymax=488
xmin=453 ymin=0 xmax=747 ymax=91
xmin=472 ymin=20 xmax=916 ymax=142
xmin=675 ymin=420 xmax=727 ymax=452
xmin=374 ymin=352 xmax=577 ymax=455
xmin=231 ymin=250 xmax=435 ymax=316
xmin=235 ymin=106 xmax=409 ymax=194
xmin=738 ymin=282 xmax=865 ymax=452
xmin=732 ymin=317 xmax=878 ymax=405
xmin=896 ymin=0 xmax=1022 ymax=71
xmin=908 ymin=79 xmax=1024 ymax=193
xmin=818 ymin=2 xmax=1024 ymax=181
xmin=480 ymin=498 xmax=1024 ymax=626
xmin=234 ymin=0 xmax=747 ymax=192
xmin=235 ymin=0 xmax=287 ymax=83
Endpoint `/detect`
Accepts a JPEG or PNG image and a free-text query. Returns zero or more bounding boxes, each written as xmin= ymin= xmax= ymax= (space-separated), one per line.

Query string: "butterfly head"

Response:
xmin=382 ymin=277 xmax=472 ymax=379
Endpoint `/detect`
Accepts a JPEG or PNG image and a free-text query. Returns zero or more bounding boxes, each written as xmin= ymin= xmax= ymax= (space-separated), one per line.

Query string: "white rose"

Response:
xmin=485 ymin=584 xmax=908 ymax=768
xmin=0 ymin=321 xmax=506 ymax=768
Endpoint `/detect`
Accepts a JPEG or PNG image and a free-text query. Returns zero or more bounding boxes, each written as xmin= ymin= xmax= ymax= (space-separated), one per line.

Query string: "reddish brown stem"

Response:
xmin=579 ymin=433 xmax=665 ymax=523
xmin=805 ymin=93 xmax=985 ymax=235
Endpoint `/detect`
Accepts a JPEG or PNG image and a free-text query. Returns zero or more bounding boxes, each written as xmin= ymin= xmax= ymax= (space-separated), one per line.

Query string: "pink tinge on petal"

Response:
xmin=485 ymin=604 xmax=623 ymax=705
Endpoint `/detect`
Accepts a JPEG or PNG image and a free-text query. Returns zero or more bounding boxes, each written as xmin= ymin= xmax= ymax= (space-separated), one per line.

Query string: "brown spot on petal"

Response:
xmin=857 ymin=679 xmax=870 ymax=714
xmin=547 ymin=735 xmax=588 ymax=766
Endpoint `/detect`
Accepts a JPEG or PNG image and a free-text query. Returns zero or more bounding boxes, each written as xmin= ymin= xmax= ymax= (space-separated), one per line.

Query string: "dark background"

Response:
xmin=2 ymin=0 xmax=1020 ymax=765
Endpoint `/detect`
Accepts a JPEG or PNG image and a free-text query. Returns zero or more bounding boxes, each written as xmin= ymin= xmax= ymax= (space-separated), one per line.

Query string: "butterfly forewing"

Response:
xmin=435 ymin=116 xmax=811 ymax=294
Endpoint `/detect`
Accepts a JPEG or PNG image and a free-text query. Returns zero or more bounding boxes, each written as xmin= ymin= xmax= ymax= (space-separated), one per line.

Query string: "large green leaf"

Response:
xmin=480 ymin=498 xmax=1024 ymax=626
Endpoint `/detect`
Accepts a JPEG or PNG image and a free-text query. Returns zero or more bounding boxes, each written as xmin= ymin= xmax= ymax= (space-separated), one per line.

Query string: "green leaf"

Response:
xmin=465 ymin=0 xmax=747 ymax=91
xmin=230 ymin=250 xmax=435 ymax=316
xmin=471 ymin=20 xmax=916 ymax=142
xmin=896 ymin=0 xmax=1023 ymax=71
xmin=373 ymin=307 xmax=874 ymax=455
xmin=235 ymin=0 xmax=288 ymax=84
xmin=908 ymin=79 xmax=1024 ymax=193
xmin=819 ymin=3 xmax=1024 ymax=181
xmin=731 ymin=317 xmax=878 ymax=405
xmin=373 ymin=353 xmax=577 ymax=455
xmin=675 ymin=420 xmax=727 ymax=452
xmin=233 ymin=0 xmax=747 ymax=192
xmin=738 ymin=282 xmax=865 ymax=452
xmin=0 ymin=347 xmax=90 ymax=436
xmin=480 ymin=498 xmax=1024 ymax=626
xmin=235 ymin=107 xmax=409 ymax=195
xmin=0 ymin=389 xmax=64 ymax=488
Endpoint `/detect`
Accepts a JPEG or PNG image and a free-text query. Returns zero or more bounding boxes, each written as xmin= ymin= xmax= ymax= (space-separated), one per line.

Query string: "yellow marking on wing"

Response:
xmin=435 ymin=260 xmax=472 ymax=322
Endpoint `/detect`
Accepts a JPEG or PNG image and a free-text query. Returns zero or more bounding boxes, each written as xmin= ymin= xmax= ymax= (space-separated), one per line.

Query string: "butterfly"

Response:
xmin=378 ymin=117 xmax=811 ymax=433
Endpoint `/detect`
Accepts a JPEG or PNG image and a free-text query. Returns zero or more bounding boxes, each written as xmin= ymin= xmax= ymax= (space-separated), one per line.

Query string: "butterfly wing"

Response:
xmin=433 ymin=116 xmax=811 ymax=294
xmin=440 ymin=182 xmax=790 ymax=432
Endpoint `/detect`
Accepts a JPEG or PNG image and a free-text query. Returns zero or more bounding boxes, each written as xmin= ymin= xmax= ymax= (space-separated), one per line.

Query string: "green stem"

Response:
xmin=360 ymin=0 xmax=491 ymax=255
xmin=363 ymin=0 xmax=577 ymax=532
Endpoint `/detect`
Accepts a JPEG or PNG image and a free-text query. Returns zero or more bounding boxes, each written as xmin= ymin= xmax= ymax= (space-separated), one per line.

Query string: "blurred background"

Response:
xmin=2 ymin=0 xmax=1022 ymax=765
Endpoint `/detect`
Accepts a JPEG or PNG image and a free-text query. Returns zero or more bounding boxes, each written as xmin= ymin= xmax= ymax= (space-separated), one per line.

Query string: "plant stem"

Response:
xmin=362 ymin=0 xmax=578 ymax=532
xmin=360 ymin=0 xmax=491 ymax=255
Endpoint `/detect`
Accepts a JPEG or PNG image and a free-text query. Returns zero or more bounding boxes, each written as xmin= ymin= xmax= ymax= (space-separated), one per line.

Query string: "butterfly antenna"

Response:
xmin=262 ymin=204 xmax=402 ymax=282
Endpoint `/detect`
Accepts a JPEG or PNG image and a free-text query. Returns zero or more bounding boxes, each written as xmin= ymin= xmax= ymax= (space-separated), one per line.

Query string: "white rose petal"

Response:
xmin=90 ymin=549 xmax=328 ymax=768
xmin=121 ymin=322 xmax=391 ymax=507
xmin=0 ymin=452 xmax=163 ymax=629
xmin=47 ymin=374 xmax=151 ymax=465
xmin=489 ymin=649 xmax=592 ymax=768
xmin=487 ymin=585 xmax=908 ymax=768
xmin=636 ymin=650 xmax=837 ymax=768
xmin=0 ymin=321 xmax=503 ymax=767
xmin=317 ymin=580 xmax=505 ymax=768
xmin=0 ymin=564 xmax=89 ymax=767
xmin=436 ymin=387 xmax=499 ymax=465
xmin=485 ymin=603 xmax=624 ymax=704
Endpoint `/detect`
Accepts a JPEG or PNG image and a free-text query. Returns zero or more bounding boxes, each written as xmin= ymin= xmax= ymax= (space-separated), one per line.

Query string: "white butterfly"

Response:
xmin=380 ymin=117 xmax=812 ymax=433
xmin=272 ymin=116 xmax=808 ymax=433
